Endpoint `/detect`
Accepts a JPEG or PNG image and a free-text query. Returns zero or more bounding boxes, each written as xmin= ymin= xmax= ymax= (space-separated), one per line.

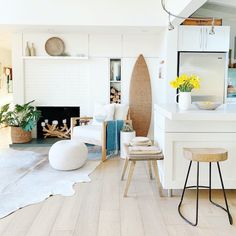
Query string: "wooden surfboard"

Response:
xmin=129 ymin=54 xmax=152 ymax=137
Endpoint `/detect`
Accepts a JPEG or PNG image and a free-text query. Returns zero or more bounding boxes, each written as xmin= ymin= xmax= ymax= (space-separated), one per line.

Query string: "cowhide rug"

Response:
xmin=0 ymin=148 xmax=101 ymax=218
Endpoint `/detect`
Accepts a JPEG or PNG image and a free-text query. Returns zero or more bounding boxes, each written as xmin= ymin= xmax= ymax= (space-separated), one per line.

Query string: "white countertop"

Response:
xmin=155 ymin=103 xmax=236 ymax=121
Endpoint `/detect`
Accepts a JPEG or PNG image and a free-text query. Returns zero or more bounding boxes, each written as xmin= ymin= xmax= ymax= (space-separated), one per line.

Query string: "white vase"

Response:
xmin=25 ymin=42 xmax=30 ymax=56
xmin=30 ymin=43 xmax=36 ymax=56
xmin=176 ymin=92 xmax=191 ymax=110
xmin=120 ymin=131 xmax=136 ymax=159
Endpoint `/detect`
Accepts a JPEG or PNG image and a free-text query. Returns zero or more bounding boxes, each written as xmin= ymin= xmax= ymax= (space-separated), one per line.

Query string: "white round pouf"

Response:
xmin=49 ymin=140 xmax=88 ymax=171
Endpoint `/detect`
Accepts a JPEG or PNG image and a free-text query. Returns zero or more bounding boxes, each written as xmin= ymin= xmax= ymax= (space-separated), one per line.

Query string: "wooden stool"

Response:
xmin=121 ymin=145 xmax=164 ymax=197
xmin=178 ymin=148 xmax=233 ymax=226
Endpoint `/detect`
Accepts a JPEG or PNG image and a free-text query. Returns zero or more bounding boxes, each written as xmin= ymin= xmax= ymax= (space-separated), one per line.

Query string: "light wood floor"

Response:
xmin=0 ymin=127 xmax=236 ymax=236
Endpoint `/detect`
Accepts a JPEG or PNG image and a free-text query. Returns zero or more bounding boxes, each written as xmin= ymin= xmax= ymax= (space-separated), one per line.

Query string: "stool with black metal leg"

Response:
xmin=178 ymin=148 xmax=233 ymax=226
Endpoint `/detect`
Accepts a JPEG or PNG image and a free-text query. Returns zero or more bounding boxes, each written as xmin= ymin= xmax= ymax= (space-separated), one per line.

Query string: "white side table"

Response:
xmin=120 ymin=131 xmax=136 ymax=159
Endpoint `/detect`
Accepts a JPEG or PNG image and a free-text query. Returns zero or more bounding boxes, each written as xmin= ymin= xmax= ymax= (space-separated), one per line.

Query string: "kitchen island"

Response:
xmin=154 ymin=103 xmax=236 ymax=195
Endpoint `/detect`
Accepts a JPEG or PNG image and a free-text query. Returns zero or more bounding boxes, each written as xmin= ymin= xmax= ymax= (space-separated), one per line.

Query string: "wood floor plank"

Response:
xmin=25 ymin=195 xmax=64 ymax=236
xmin=120 ymin=197 xmax=145 ymax=236
xmin=2 ymin=201 xmax=43 ymax=236
xmin=51 ymin=184 xmax=87 ymax=231
xmin=72 ymin=166 xmax=103 ymax=236
xmin=100 ymin=159 xmax=120 ymax=211
xmin=97 ymin=210 xmax=120 ymax=236
xmin=98 ymin=159 xmax=121 ymax=236
xmin=120 ymin=162 xmax=146 ymax=236
xmin=50 ymin=230 xmax=73 ymax=236
xmin=133 ymin=162 xmax=169 ymax=236
xmin=0 ymin=214 xmax=15 ymax=235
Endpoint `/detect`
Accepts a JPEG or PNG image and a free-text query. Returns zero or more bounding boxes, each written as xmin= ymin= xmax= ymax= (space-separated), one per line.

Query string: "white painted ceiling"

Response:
xmin=193 ymin=0 xmax=236 ymax=21
xmin=0 ymin=0 xmax=206 ymax=50
xmin=208 ymin=0 xmax=236 ymax=8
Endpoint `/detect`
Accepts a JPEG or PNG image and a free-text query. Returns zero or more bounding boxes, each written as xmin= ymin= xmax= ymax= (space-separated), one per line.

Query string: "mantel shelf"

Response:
xmin=22 ymin=56 xmax=89 ymax=60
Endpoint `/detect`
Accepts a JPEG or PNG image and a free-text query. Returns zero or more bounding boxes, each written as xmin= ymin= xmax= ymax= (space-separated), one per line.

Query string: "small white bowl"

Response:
xmin=194 ymin=101 xmax=221 ymax=110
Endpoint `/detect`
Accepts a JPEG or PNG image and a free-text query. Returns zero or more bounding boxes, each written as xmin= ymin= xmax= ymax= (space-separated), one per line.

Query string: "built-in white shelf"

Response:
xmin=110 ymin=58 xmax=121 ymax=104
xmin=22 ymin=56 xmax=89 ymax=60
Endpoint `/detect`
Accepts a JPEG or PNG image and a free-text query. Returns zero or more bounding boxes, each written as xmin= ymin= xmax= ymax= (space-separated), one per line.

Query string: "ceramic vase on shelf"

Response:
xmin=30 ymin=43 xmax=36 ymax=56
xmin=25 ymin=42 xmax=30 ymax=56
xmin=176 ymin=92 xmax=191 ymax=110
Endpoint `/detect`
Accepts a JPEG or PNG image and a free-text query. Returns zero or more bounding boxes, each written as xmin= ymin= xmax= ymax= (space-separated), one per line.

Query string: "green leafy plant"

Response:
xmin=121 ymin=122 xmax=134 ymax=132
xmin=0 ymin=103 xmax=10 ymax=125
xmin=3 ymin=101 xmax=41 ymax=131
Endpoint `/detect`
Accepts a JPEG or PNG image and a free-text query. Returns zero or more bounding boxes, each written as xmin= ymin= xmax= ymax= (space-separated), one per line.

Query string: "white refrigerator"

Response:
xmin=178 ymin=52 xmax=227 ymax=103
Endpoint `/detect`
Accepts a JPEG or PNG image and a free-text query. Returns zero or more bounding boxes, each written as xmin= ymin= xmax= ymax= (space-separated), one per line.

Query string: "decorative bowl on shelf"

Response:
xmin=45 ymin=37 xmax=65 ymax=56
xmin=194 ymin=101 xmax=222 ymax=110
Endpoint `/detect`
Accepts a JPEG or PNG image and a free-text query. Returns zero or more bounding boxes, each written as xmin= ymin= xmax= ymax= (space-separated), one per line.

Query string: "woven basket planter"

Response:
xmin=11 ymin=127 xmax=32 ymax=144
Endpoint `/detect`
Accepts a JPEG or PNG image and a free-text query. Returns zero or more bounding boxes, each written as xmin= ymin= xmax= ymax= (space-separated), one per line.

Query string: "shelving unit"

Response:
xmin=110 ymin=58 xmax=121 ymax=104
xmin=22 ymin=56 xmax=89 ymax=60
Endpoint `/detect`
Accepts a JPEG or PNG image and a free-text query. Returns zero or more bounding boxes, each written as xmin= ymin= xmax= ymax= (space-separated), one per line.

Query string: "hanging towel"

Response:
xmin=106 ymin=120 xmax=124 ymax=158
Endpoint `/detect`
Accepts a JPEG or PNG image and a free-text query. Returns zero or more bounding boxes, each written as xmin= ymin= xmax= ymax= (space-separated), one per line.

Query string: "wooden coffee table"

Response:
xmin=121 ymin=145 xmax=164 ymax=197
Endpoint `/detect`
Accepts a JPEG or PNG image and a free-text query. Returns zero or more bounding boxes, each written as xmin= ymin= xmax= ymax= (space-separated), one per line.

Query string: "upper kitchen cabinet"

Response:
xmin=178 ymin=26 xmax=230 ymax=52
xmin=206 ymin=26 xmax=230 ymax=51
xmin=178 ymin=26 xmax=203 ymax=51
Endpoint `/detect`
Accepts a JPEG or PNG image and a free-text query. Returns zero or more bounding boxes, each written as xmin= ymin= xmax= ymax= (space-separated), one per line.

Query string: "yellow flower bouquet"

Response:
xmin=170 ymin=74 xmax=200 ymax=92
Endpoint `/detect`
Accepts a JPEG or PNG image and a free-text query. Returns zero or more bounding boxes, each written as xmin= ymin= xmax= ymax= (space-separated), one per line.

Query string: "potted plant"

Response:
xmin=170 ymin=74 xmax=200 ymax=110
xmin=1 ymin=101 xmax=41 ymax=143
xmin=0 ymin=104 xmax=10 ymax=127
xmin=120 ymin=122 xmax=136 ymax=159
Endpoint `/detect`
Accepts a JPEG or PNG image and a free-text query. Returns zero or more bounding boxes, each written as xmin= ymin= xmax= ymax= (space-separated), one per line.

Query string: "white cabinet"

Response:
xmin=178 ymin=26 xmax=230 ymax=52
xmin=206 ymin=26 xmax=230 ymax=51
xmin=178 ymin=26 xmax=203 ymax=51
xmin=154 ymin=104 xmax=236 ymax=190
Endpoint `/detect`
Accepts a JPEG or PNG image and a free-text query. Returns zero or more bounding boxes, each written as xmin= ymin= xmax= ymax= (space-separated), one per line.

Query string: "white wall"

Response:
xmin=0 ymin=47 xmax=11 ymax=73
xmin=0 ymin=0 xmax=206 ymax=27
xmin=12 ymin=31 xmax=167 ymax=137
xmin=1 ymin=0 xmax=166 ymax=27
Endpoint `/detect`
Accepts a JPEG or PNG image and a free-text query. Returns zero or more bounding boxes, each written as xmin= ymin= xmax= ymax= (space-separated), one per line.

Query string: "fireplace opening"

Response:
xmin=36 ymin=106 xmax=80 ymax=139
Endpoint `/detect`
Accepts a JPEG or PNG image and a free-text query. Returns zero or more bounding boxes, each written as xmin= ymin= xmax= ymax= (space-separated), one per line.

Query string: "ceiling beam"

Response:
xmin=171 ymin=0 xmax=208 ymax=25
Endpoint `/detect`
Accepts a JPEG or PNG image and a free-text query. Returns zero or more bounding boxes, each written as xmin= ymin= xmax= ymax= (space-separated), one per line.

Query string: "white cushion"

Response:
xmin=93 ymin=103 xmax=115 ymax=125
xmin=49 ymin=140 xmax=88 ymax=171
xmin=72 ymin=124 xmax=103 ymax=146
xmin=114 ymin=104 xmax=129 ymax=120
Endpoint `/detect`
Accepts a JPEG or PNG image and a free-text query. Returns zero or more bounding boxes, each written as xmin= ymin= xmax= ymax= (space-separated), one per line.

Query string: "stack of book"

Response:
xmin=129 ymin=137 xmax=161 ymax=155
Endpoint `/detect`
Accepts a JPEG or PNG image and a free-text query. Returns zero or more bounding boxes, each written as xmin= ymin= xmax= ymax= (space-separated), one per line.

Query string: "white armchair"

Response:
xmin=71 ymin=104 xmax=130 ymax=161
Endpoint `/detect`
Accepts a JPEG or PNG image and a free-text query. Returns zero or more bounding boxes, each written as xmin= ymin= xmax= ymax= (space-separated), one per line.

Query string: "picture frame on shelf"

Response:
xmin=4 ymin=67 xmax=13 ymax=93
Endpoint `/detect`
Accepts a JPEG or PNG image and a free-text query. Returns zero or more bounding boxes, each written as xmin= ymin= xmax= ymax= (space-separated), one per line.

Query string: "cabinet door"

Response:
xmin=178 ymin=26 xmax=203 ymax=51
xmin=89 ymin=58 xmax=109 ymax=114
xmin=204 ymin=26 xmax=230 ymax=52
xmin=165 ymin=132 xmax=236 ymax=189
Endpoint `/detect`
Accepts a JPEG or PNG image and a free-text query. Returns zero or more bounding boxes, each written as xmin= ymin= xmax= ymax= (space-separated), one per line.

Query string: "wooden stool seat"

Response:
xmin=183 ymin=148 xmax=228 ymax=162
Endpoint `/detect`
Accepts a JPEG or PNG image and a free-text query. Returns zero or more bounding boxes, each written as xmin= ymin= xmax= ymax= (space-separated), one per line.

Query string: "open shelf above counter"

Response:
xmin=22 ymin=56 xmax=89 ymax=60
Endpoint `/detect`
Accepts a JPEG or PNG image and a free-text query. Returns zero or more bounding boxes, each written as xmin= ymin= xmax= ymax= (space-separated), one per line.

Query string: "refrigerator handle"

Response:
xmin=205 ymin=28 xmax=208 ymax=50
